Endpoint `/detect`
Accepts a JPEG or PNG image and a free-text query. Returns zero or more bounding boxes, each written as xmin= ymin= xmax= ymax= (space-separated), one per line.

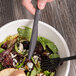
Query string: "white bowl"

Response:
xmin=0 ymin=19 xmax=70 ymax=76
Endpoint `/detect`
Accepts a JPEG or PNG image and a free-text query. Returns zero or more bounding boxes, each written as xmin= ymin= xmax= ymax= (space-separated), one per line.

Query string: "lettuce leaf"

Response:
xmin=17 ymin=27 xmax=32 ymax=41
xmin=44 ymin=71 xmax=55 ymax=76
xmin=27 ymin=72 xmax=30 ymax=76
xmin=0 ymin=34 xmax=18 ymax=48
xmin=31 ymin=57 xmax=41 ymax=73
xmin=16 ymin=57 xmax=26 ymax=69
xmin=31 ymin=67 xmax=37 ymax=76
xmin=44 ymin=70 xmax=50 ymax=76
xmin=37 ymin=37 xmax=46 ymax=50
xmin=0 ymin=42 xmax=3 ymax=48
xmin=46 ymin=42 xmax=58 ymax=53
xmin=17 ymin=27 xmax=58 ymax=53
xmin=49 ymin=54 xmax=59 ymax=59
xmin=50 ymin=72 xmax=55 ymax=76
xmin=38 ymin=37 xmax=58 ymax=53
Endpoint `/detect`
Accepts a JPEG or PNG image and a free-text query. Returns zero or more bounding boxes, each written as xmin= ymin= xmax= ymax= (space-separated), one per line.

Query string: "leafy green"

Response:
xmin=0 ymin=48 xmax=5 ymax=53
xmin=17 ymin=27 xmax=32 ymax=41
xmin=15 ymin=43 xmax=22 ymax=54
xmin=0 ymin=63 xmax=4 ymax=71
xmin=37 ymin=37 xmax=46 ymax=49
xmin=15 ymin=43 xmax=28 ymax=56
xmin=31 ymin=67 xmax=37 ymax=76
xmin=37 ymin=61 xmax=41 ymax=68
xmin=38 ymin=37 xmax=58 ymax=53
xmin=17 ymin=27 xmax=58 ymax=53
xmin=44 ymin=71 xmax=55 ymax=76
xmin=30 ymin=66 xmax=41 ymax=76
xmin=44 ymin=71 xmax=50 ymax=76
xmin=36 ymin=67 xmax=41 ymax=74
xmin=31 ymin=57 xmax=41 ymax=73
xmin=27 ymin=72 xmax=30 ymax=76
xmin=50 ymin=72 xmax=55 ymax=76
xmin=49 ymin=54 xmax=59 ymax=59
xmin=31 ymin=57 xmax=34 ymax=62
xmin=0 ymin=42 xmax=3 ymax=48
xmin=16 ymin=57 xmax=26 ymax=69
xmin=46 ymin=42 xmax=58 ymax=53
xmin=0 ymin=34 xmax=18 ymax=47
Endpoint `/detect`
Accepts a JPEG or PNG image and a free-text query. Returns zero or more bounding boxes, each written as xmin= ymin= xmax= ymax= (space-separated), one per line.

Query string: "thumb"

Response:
xmin=38 ymin=0 xmax=47 ymax=10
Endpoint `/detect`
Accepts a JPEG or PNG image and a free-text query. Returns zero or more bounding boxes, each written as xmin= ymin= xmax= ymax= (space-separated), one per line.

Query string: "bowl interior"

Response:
xmin=0 ymin=19 xmax=70 ymax=76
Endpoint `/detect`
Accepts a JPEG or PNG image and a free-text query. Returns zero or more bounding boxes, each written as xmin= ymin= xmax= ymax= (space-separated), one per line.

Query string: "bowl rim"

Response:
xmin=0 ymin=19 xmax=70 ymax=76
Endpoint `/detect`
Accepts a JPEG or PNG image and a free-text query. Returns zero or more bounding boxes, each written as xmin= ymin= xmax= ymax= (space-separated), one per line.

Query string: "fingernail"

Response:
xmin=38 ymin=3 xmax=45 ymax=10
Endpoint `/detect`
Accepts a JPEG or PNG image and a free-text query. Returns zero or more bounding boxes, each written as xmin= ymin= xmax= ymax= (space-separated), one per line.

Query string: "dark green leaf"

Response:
xmin=17 ymin=27 xmax=32 ymax=41
xmin=27 ymin=72 xmax=30 ymax=76
xmin=38 ymin=37 xmax=58 ymax=53
xmin=49 ymin=54 xmax=59 ymax=59
xmin=50 ymin=72 xmax=55 ymax=76
xmin=46 ymin=42 xmax=58 ymax=53
xmin=37 ymin=37 xmax=46 ymax=50
xmin=16 ymin=57 xmax=26 ymax=69
xmin=0 ymin=42 xmax=3 ymax=48
xmin=31 ymin=57 xmax=41 ymax=73
xmin=44 ymin=70 xmax=50 ymax=76
xmin=31 ymin=67 xmax=37 ymax=76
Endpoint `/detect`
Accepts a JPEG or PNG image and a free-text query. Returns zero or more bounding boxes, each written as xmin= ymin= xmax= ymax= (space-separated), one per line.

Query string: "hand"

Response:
xmin=22 ymin=0 xmax=53 ymax=15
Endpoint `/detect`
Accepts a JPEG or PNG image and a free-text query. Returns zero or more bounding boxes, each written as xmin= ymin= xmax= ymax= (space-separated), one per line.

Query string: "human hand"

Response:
xmin=22 ymin=0 xmax=53 ymax=15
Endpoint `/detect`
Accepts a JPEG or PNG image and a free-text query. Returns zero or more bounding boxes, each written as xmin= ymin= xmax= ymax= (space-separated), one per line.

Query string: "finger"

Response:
xmin=22 ymin=0 xmax=36 ymax=15
xmin=38 ymin=0 xmax=47 ymax=10
xmin=47 ymin=0 xmax=54 ymax=2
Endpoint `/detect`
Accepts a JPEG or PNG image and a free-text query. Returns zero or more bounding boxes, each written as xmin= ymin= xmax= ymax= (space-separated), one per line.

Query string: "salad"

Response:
xmin=0 ymin=26 xmax=60 ymax=76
